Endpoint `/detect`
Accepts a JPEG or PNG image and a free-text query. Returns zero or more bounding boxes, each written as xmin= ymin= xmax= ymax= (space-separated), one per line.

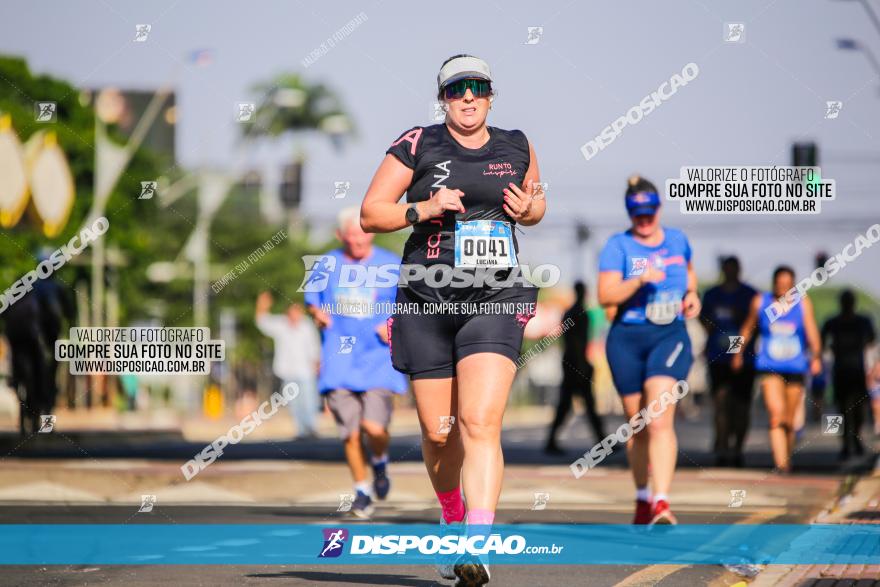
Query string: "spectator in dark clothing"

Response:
xmin=2 ymin=250 xmax=75 ymax=434
xmin=545 ymin=281 xmax=606 ymax=455
xmin=33 ymin=271 xmax=75 ymax=414
xmin=3 ymin=292 xmax=47 ymax=435
xmin=822 ymin=289 xmax=876 ymax=459
xmin=700 ymin=256 xmax=757 ymax=467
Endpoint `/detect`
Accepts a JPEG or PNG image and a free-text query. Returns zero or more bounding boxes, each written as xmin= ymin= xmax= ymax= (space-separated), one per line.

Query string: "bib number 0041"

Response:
xmin=454 ymin=220 xmax=517 ymax=268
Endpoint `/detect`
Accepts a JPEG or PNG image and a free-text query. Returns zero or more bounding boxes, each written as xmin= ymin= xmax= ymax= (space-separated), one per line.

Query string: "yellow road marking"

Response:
xmin=613 ymin=510 xmax=782 ymax=587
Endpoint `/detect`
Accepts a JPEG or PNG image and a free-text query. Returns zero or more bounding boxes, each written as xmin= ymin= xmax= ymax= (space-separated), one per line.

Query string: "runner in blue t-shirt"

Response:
xmin=304 ymin=207 xmax=407 ymax=519
xmin=598 ymin=175 xmax=701 ymax=526
xmin=733 ymin=266 xmax=821 ymax=473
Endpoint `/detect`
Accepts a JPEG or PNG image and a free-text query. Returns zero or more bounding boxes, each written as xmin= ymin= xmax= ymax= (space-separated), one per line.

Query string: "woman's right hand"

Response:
xmin=311 ymin=308 xmax=333 ymax=330
xmin=639 ymin=265 xmax=666 ymax=285
xmin=422 ymin=188 xmax=465 ymax=218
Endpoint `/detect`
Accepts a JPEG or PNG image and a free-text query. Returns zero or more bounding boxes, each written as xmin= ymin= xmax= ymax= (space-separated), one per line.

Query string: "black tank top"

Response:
xmin=385 ymin=124 xmax=532 ymax=302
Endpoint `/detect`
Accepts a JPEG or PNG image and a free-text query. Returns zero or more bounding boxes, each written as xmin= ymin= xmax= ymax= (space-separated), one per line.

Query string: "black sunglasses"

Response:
xmin=442 ymin=78 xmax=492 ymax=100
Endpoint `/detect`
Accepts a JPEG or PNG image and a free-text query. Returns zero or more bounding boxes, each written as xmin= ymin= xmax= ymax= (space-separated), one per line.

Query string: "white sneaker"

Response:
xmin=437 ymin=514 xmax=461 ymax=580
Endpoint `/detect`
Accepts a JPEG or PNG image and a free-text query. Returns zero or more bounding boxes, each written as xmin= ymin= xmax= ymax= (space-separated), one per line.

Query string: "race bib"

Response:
xmin=334 ymin=287 xmax=374 ymax=318
xmin=454 ymin=220 xmax=517 ymax=268
xmin=645 ymin=290 xmax=682 ymax=325
xmin=767 ymin=336 xmax=802 ymax=361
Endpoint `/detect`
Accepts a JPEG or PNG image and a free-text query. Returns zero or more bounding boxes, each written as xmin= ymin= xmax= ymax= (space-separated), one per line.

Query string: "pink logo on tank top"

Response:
xmin=482 ymin=162 xmax=518 ymax=178
xmin=425 ymin=160 xmax=451 ymax=260
xmin=386 ymin=317 xmax=394 ymax=354
xmin=390 ymin=128 xmax=423 ymax=156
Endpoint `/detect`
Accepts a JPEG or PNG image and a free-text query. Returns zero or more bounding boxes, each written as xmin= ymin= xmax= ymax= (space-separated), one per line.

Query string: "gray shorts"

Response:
xmin=324 ymin=388 xmax=394 ymax=439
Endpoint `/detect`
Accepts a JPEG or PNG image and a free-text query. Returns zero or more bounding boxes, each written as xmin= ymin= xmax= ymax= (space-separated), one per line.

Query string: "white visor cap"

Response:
xmin=437 ymin=56 xmax=492 ymax=90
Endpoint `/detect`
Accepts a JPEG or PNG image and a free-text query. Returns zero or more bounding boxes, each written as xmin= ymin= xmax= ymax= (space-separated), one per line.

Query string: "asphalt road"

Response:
xmin=0 ymin=503 xmax=818 ymax=587
xmin=0 ymin=409 xmax=873 ymax=586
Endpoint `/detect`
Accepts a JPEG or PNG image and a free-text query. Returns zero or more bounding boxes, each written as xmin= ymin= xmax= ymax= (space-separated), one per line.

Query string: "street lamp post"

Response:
xmin=836 ymin=38 xmax=880 ymax=82
xmin=89 ymin=86 xmax=172 ymax=326
xmin=834 ymin=0 xmax=880 ymax=40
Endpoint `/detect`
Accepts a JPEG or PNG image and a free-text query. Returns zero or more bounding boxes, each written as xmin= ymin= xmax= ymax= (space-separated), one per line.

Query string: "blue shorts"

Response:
xmin=606 ymin=321 xmax=693 ymax=396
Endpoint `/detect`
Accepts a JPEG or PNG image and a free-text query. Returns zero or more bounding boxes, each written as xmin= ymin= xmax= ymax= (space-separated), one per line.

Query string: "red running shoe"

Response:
xmin=650 ymin=499 xmax=677 ymax=525
xmin=633 ymin=499 xmax=653 ymax=524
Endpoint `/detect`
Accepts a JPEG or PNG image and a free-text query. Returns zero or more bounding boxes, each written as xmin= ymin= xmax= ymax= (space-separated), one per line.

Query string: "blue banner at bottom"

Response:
xmin=0 ymin=524 xmax=877 ymax=565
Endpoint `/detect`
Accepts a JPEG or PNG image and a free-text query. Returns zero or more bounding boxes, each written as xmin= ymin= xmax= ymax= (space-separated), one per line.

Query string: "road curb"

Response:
xmin=0 ymin=429 xmax=185 ymax=455
xmin=750 ymin=454 xmax=880 ymax=585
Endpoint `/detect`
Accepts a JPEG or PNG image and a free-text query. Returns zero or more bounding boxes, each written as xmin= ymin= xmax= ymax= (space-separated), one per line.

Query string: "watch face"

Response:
xmin=406 ymin=206 xmax=418 ymax=223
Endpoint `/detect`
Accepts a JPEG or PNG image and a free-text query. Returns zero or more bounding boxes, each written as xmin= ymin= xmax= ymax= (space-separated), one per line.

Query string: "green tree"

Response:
xmin=0 ymin=55 xmax=178 ymax=326
xmin=244 ymin=73 xmax=354 ymax=145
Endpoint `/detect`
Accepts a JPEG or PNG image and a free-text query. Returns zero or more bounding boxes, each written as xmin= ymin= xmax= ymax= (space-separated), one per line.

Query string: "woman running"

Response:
xmin=360 ymin=54 xmax=544 ymax=585
xmin=597 ymin=175 xmax=700 ymax=525
xmin=732 ymin=266 xmax=821 ymax=472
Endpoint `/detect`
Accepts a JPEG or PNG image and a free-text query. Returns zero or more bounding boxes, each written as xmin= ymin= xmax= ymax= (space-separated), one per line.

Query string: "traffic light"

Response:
xmin=791 ymin=142 xmax=818 ymax=167
xmin=792 ymin=142 xmax=821 ymax=187
xmin=575 ymin=221 xmax=591 ymax=244
xmin=279 ymin=161 xmax=302 ymax=209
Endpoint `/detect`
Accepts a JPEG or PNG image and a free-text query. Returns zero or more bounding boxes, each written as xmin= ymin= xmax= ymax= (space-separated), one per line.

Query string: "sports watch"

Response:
xmin=405 ymin=202 xmax=420 ymax=225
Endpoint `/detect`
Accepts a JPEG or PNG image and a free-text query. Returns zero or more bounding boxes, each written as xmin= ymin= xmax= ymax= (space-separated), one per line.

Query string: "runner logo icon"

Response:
xmin=824 ymin=415 xmax=843 ymax=435
xmin=338 ymin=336 xmax=356 ymax=354
xmin=337 ymin=494 xmax=354 ymax=512
xmin=728 ymin=489 xmax=746 ymax=508
xmin=630 ymin=257 xmax=648 ymax=276
xmin=319 ymin=528 xmax=348 ymax=558
xmin=139 ymin=494 xmax=157 ymax=512
xmin=299 ymin=255 xmax=337 ymax=292
xmin=727 ymin=336 xmax=744 ymax=354
xmin=333 ymin=181 xmax=351 ymax=199
xmin=532 ymin=492 xmax=550 ymax=510
xmin=38 ymin=415 xmax=56 ymax=433
xmin=825 ymin=101 xmax=842 ymax=120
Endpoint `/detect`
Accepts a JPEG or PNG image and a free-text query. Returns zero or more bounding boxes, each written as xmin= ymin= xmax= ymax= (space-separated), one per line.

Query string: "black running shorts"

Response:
xmin=388 ymin=286 xmax=538 ymax=380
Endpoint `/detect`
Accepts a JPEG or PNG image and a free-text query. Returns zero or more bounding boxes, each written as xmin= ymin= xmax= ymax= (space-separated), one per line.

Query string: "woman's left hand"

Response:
xmin=503 ymin=180 xmax=537 ymax=221
xmin=810 ymin=356 xmax=822 ymax=376
xmin=683 ymin=291 xmax=702 ymax=319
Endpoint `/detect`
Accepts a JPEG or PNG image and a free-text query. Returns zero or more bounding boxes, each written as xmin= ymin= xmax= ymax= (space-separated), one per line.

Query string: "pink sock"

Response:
xmin=467 ymin=508 xmax=495 ymax=526
xmin=437 ymin=487 xmax=466 ymax=523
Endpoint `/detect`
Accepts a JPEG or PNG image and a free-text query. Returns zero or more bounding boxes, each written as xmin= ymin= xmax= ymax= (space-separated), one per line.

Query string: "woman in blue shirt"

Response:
xmin=598 ymin=175 xmax=701 ymax=525
xmin=733 ymin=266 xmax=821 ymax=473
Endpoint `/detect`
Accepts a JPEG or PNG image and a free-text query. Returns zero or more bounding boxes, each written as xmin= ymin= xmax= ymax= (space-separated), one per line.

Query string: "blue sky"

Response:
xmin=2 ymin=0 xmax=879 ymax=295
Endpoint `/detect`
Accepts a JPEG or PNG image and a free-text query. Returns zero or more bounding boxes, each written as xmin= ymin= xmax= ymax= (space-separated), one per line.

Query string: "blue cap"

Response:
xmin=625 ymin=191 xmax=660 ymax=217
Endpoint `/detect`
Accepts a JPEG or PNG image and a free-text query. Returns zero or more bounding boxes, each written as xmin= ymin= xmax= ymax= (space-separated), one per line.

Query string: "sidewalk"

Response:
xmin=0 ymin=401 xmax=556 ymax=441
xmin=752 ymin=456 xmax=880 ymax=586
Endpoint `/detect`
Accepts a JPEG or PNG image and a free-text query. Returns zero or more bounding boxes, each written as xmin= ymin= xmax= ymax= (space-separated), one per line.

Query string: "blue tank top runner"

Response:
xmin=755 ymin=292 xmax=808 ymax=374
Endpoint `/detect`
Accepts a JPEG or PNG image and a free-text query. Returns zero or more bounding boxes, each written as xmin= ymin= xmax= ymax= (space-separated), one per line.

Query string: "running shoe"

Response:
xmin=649 ymin=499 xmax=677 ymax=525
xmin=454 ymin=554 xmax=491 ymax=586
xmin=373 ymin=462 xmax=390 ymax=501
xmin=854 ymin=440 xmax=866 ymax=456
xmin=350 ymin=490 xmax=374 ymax=519
xmin=543 ymin=442 xmax=566 ymax=456
xmin=633 ymin=499 xmax=653 ymax=524
xmin=437 ymin=514 xmax=462 ymax=580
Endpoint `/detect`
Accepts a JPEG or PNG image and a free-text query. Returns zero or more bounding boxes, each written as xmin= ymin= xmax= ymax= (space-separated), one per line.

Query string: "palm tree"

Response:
xmin=244 ymin=73 xmax=354 ymax=149
xmin=242 ymin=73 xmax=354 ymax=224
